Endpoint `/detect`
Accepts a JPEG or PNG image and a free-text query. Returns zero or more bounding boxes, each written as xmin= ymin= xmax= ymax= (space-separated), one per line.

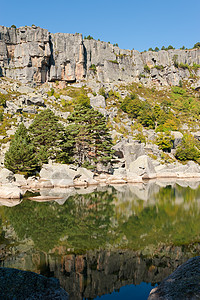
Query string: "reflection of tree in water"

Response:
xmin=118 ymin=184 xmax=200 ymax=250
xmin=3 ymin=191 xmax=116 ymax=252
xmin=2 ymin=184 xmax=200 ymax=254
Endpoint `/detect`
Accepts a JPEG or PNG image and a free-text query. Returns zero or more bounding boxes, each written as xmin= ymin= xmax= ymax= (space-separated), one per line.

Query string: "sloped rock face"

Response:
xmin=148 ymin=256 xmax=200 ymax=300
xmin=0 ymin=25 xmax=200 ymax=85
xmin=0 ymin=267 xmax=68 ymax=299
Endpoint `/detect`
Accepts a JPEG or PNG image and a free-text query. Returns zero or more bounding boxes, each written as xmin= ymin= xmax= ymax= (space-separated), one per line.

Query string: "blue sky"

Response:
xmin=1 ymin=0 xmax=199 ymax=51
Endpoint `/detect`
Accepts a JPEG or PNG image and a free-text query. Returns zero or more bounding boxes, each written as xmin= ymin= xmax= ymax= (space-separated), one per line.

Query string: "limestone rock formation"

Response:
xmin=0 ymin=25 xmax=199 ymax=86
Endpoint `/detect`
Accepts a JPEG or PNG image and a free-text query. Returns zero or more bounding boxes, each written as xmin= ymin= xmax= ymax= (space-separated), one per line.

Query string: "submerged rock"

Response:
xmin=0 ymin=267 xmax=68 ymax=299
xmin=148 ymin=256 xmax=200 ymax=300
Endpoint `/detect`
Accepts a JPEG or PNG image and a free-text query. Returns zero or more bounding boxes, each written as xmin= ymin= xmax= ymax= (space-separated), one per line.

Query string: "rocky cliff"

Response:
xmin=0 ymin=25 xmax=199 ymax=86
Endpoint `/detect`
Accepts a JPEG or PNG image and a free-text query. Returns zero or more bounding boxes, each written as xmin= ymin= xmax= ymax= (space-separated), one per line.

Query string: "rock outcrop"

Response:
xmin=0 ymin=25 xmax=199 ymax=86
xmin=148 ymin=256 xmax=200 ymax=300
xmin=0 ymin=267 xmax=68 ymax=299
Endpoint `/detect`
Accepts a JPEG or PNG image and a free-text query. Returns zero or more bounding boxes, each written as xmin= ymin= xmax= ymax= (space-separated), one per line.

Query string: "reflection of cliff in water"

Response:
xmin=0 ymin=247 xmax=198 ymax=299
xmin=0 ymin=182 xmax=200 ymax=298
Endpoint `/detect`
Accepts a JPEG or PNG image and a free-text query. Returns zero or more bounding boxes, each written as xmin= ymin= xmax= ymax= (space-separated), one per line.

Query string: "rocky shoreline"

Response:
xmin=1 ymin=156 xmax=200 ymax=199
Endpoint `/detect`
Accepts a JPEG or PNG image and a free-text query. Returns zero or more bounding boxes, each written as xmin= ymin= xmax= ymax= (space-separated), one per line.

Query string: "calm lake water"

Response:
xmin=0 ymin=181 xmax=200 ymax=299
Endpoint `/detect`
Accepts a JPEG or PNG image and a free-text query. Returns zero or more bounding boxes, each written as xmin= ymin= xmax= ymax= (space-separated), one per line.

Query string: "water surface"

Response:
xmin=0 ymin=181 xmax=200 ymax=299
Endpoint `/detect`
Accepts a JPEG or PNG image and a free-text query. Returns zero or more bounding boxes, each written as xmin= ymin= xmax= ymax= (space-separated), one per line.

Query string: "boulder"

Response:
xmin=171 ymin=131 xmax=183 ymax=148
xmin=26 ymin=96 xmax=45 ymax=106
xmin=18 ymin=86 xmax=35 ymax=94
xmin=0 ymin=168 xmax=15 ymax=184
xmin=126 ymin=171 xmax=143 ymax=183
xmin=124 ymin=143 xmax=145 ymax=168
xmin=90 ymin=95 xmax=106 ymax=109
xmin=6 ymin=101 xmax=22 ymax=113
xmin=50 ymin=179 xmax=73 ymax=188
xmin=77 ymin=167 xmax=94 ymax=180
xmin=60 ymin=95 xmax=73 ymax=101
xmin=0 ymin=184 xmax=22 ymax=199
xmin=129 ymin=155 xmax=156 ymax=178
xmin=148 ymin=256 xmax=200 ymax=300
xmin=0 ymin=267 xmax=68 ymax=299
xmin=40 ymin=164 xmax=77 ymax=181
xmin=14 ymin=174 xmax=27 ymax=186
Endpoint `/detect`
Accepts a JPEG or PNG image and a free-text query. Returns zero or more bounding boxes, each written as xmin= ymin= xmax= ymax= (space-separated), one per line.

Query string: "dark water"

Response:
xmin=0 ymin=181 xmax=200 ymax=299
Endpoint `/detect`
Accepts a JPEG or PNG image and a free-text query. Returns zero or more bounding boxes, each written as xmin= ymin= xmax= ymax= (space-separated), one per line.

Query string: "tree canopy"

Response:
xmin=66 ymin=105 xmax=113 ymax=169
xmin=4 ymin=123 xmax=38 ymax=176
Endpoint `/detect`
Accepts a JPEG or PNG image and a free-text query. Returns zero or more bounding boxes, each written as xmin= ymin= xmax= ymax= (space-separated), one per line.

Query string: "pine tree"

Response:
xmin=66 ymin=105 xmax=113 ymax=168
xmin=29 ymin=109 xmax=64 ymax=164
xmin=4 ymin=123 xmax=38 ymax=176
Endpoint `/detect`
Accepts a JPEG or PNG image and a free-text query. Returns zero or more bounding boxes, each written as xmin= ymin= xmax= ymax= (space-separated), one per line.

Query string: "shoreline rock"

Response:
xmin=148 ymin=256 xmax=200 ymax=300
xmin=0 ymin=267 xmax=68 ymax=299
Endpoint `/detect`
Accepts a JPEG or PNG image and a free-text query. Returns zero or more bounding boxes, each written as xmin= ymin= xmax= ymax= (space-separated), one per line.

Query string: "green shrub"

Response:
xmin=11 ymin=25 xmax=16 ymax=29
xmin=192 ymin=63 xmax=200 ymax=71
xmin=179 ymin=63 xmax=189 ymax=70
xmin=109 ymin=60 xmax=119 ymax=64
xmin=0 ymin=112 xmax=3 ymax=122
xmin=193 ymin=42 xmax=200 ymax=49
xmin=156 ymin=132 xmax=174 ymax=152
xmin=154 ymin=65 xmax=164 ymax=70
xmin=84 ymin=35 xmax=93 ymax=40
xmin=99 ymin=87 xmax=106 ymax=98
xmin=89 ymin=64 xmax=97 ymax=73
xmin=167 ymin=45 xmax=175 ymax=50
xmin=172 ymin=55 xmax=178 ymax=68
xmin=175 ymin=134 xmax=200 ymax=162
xmin=144 ymin=64 xmax=150 ymax=73
xmin=171 ymin=86 xmax=186 ymax=95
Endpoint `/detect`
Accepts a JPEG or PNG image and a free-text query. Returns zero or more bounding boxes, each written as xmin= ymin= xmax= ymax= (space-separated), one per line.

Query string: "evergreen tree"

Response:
xmin=4 ymin=123 xmax=38 ymax=176
xmin=66 ymin=105 xmax=113 ymax=168
xmin=29 ymin=109 xmax=64 ymax=164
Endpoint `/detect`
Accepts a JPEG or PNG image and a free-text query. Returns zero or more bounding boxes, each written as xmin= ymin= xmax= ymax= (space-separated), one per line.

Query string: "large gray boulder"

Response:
xmin=129 ymin=155 xmax=156 ymax=178
xmin=0 ymin=267 xmax=68 ymax=299
xmin=0 ymin=168 xmax=15 ymax=184
xmin=26 ymin=96 xmax=45 ymax=106
xmin=0 ymin=184 xmax=22 ymax=199
xmin=148 ymin=256 xmax=200 ymax=300
xmin=90 ymin=95 xmax=106 ymax=109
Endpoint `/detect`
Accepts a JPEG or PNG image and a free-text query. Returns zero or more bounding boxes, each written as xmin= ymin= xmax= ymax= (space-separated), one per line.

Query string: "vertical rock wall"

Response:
xmin=0 ymin=25 xmax=199 ymax=86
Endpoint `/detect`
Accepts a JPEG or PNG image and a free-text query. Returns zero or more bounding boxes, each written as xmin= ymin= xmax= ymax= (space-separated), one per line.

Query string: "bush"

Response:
xmin=154 ymin=65 xmax=164 ymax=70
xmin=144 ymin=64 xmax=150 ymax=73
xmin=11 ymin=25 xmax=16 ymax=29
xmin=179 ymin=63 xmax=189 ymax=70
xmin=172 ymin=55 xmax=178 ymax=68
xmin=99 ymin=87 xmax=106 ymax=98
xmin=89 ymin=64 xmax=97 ymax=73
xmin=175 ymin=134 xmax=200 ymax=162
xmin=167 ymin=45 xmax=175 ymax=50
xmin=172 ymin=86 xmax=186 ymax=95
xmin=193 ymin=42 xmax=200 ymax=49
xmin=84 ymin=35 xmax=93 ymax=40
xmin=156 ymin=133 xmax=174 ymax=152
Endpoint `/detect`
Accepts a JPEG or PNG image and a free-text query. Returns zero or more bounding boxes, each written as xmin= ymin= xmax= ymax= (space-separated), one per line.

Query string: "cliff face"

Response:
xmin=0 ymin=25 xmax=200 ymax=86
